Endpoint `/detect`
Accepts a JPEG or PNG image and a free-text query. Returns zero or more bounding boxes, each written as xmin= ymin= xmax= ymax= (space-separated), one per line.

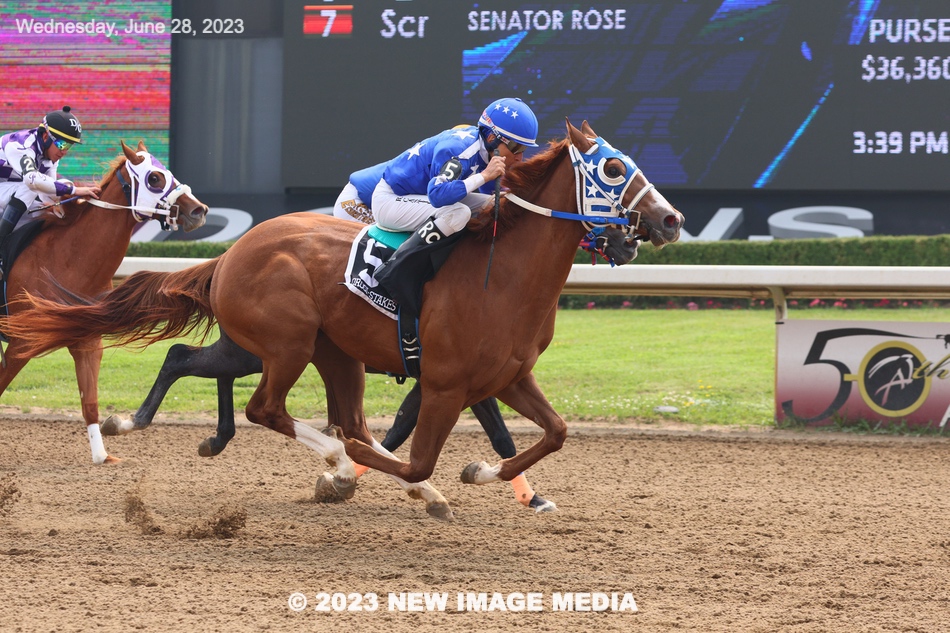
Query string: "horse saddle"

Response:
xmin=343 ymin=224 xmax=461 ymax=378
xmin=344 ymin=225 xmax=405 ymax=320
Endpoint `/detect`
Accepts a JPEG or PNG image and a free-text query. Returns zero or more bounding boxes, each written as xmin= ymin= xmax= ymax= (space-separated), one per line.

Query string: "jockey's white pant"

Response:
xmin=332 ymin=182 xmax=373 ymax=225
xmin=0 ymin=181 xmax=41 ymax=210
xmin=372 ymin=179 xmax=491 ymax=236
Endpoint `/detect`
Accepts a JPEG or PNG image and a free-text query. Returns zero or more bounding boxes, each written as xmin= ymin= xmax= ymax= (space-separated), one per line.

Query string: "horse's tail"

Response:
xmin=3 ymin=257 xmax=220 ymax=358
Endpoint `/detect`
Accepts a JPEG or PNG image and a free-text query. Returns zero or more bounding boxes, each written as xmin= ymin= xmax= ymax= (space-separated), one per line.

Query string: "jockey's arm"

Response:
xmin=430 ymin=154 xmax=505 ymax=208
xmin=427 ymin=165 xmax=481 ymax=209
xmin=15 ymin=153 xmax=75 ymax=198
xmin=426 ymin=144 xmax=500 ymax=209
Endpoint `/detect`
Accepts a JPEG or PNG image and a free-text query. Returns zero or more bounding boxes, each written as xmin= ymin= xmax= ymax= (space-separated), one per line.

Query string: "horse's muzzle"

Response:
xmin=180 ymin=204 xmax=210 ymax=232
xmin=645 ymin=210 xmax=684 ymax=246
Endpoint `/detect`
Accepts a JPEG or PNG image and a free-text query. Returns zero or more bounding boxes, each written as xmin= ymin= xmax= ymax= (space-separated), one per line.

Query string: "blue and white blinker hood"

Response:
xmin=568 ymin=137 xmax=654 ymax=234
xmin=502 ymin=131 xmax=656 ymax=238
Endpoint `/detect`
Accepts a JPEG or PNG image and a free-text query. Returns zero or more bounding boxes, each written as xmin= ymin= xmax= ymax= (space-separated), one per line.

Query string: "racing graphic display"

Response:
xmin=0 ymin=1 xmax=171 ymax=184
xmin=283 ymin=0 xmax=949 ymax=191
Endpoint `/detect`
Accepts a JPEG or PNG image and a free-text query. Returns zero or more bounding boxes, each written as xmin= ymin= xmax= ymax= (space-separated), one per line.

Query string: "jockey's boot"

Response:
xmin=0 ymin=197 xmax=27 ymax=241
xmin=374 ymin=217 xmax=450 ymax=315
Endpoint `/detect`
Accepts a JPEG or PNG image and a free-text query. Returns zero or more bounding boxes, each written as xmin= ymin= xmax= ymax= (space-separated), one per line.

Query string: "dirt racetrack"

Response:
xmin=1 ymin=413 xmax=948 ymax=632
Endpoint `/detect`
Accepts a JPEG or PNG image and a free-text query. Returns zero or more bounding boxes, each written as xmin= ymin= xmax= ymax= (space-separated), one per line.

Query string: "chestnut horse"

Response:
xmin=0 ymin=141 xmax=208 ymax=463
xmin=4 ymin=121 xmax=682 ymax=518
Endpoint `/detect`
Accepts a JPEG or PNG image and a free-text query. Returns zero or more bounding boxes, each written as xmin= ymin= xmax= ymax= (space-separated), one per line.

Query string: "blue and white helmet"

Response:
xmin=478 ymin=98 xmax=539 ymax=150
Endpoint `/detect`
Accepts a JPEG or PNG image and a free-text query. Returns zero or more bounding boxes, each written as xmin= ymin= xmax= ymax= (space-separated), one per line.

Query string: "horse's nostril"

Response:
xmin=664 ymin=214 xmax=678 ymax=228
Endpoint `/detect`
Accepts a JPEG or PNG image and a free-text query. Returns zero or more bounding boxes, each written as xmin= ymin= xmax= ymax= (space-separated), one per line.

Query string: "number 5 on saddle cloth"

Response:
xmin=343 ymin=224 xmax=463 ymax=379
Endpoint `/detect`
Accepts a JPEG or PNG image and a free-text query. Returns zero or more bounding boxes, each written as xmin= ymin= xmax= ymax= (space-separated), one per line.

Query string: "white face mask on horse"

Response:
xmin=121 ymin=152 xmax=193 ymax=230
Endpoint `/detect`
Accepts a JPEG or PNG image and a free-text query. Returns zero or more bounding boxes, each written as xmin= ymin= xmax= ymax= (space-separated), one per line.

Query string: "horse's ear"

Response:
xmin=136 ymin=140 xmax=147 ymax=153
xmin=566 ymin=117 xmax=594 ymax=152
xmin=120 ymin=141 xmax=145 ymax=164
xmin=580 ymin=120 xmax=597 ymax=138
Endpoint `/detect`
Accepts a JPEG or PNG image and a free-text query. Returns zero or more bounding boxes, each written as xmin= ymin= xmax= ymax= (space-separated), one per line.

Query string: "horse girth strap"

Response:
xmin=397 ymin=307 xmax=421 ymax=379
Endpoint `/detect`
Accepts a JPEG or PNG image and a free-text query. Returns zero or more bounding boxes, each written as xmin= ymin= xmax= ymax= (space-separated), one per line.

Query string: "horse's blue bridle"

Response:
xmin=505 ymin=136 xmax=654 ymax=236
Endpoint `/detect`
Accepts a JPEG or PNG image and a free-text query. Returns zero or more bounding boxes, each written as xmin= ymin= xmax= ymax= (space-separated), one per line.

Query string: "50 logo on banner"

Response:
xmin=777 ymin=323 xmax=950 ymax=428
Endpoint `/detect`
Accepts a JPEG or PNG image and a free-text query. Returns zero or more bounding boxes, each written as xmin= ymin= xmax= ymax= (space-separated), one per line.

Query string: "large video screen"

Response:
xmin=0 ymin=1 xmax=170 ymax=185
xmin=283 ymin=0 xmax=950 ymax=191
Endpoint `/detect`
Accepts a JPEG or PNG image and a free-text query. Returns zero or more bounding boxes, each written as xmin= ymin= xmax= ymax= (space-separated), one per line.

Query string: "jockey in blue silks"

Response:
xmin=0 ymin=106 xmax=101 ymax=240
xmin=333 ymin=97 xmax=539 ymax=236
xmin=332 ymin=98 xmax=539 ymax=309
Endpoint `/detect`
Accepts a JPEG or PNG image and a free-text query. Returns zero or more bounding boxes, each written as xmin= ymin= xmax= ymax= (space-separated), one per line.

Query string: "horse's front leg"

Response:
xmin=469 ymin=396 xmax=557 ymax=512
xmin=345 ymin=435 xmax=454 ymax=521
xmin=342 ymin=388 xmax=463 ymax=486
xmin=312 ymin=336 xmax=454 ymax=520
xmin=460 ymin=371 xmax=566 ymax=485
xmin=69 ymin=339 xmax=119 ymax=464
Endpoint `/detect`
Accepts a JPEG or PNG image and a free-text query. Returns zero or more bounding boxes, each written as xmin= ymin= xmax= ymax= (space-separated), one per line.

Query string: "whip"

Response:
xmin=483 ymin=149 xmax=501 ymax=290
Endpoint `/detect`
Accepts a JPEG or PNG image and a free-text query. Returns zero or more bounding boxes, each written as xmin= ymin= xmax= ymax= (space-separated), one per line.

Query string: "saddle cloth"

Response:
xmin=343 ymin=224 xmax=411 ymax=319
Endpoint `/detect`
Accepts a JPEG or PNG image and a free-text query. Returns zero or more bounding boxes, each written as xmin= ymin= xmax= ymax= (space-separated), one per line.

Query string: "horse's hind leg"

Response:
xmin=244 ymin=344 xmax=357 ymax=499
xmin=0 ymin=342 xmax=29 ymax=396
xmin=199 ymin=376 xmax=238 ymax=457
xmin=118 ymin=333 xmax=263 ymax=457
xmin=103 ymin=342 xmax=210 ymax=436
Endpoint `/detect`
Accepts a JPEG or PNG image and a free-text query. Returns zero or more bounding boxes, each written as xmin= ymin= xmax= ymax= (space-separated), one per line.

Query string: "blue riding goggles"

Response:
xmin=50 ymin=137 xmax=74 ymax=151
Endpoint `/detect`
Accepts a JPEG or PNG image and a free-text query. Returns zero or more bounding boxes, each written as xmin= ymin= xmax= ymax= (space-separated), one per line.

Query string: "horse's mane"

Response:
xmin=97 ymin=153 xmax=127 ymax=190
xmin=470 ymin=138 xmax=570 ymax=239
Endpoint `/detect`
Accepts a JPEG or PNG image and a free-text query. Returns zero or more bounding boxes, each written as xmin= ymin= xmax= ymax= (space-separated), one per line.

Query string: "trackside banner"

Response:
xmin=776 ymin=320 xmax=950 ymax=428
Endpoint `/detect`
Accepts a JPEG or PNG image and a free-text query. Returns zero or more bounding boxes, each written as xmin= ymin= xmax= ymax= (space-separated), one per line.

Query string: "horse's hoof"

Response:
xmin=313 ymin=473 xmax=346 ymax=503
xmin=321 ymin=425 xmax=345 ymax=440
xmin=101 ymin=415 xmax=133 ymax=436
xmin=313 ymin=472 xmax=355 ymax=503
xmin=460 ymin=461 xmax=489 ymax=485
xmin=333 ymin=475 xmax=357 ymax=500
xmin=528 ymin=494 xmax=558 ymax=513
xmin=103 ymin=455 xmax=123 ymax=464
xmin=426 ymin=502 xmax=455 ymax=522
xmin=197 ymin=438 xmax=220 ymax=458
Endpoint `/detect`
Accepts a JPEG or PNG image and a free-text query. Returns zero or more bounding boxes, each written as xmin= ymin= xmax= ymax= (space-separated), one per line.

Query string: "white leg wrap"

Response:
xmin=293 ymin=421 xmax=356 ymax=481
xmin=87 ymin=424 xmax=108 ymax=464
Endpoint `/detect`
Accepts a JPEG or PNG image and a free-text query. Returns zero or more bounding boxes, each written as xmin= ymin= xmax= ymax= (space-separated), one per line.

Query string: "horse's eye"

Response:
xmin=147 ymin=172 xmax=163 ymax=188
xmin=598 ymin=159 xmax=626 ymax=187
